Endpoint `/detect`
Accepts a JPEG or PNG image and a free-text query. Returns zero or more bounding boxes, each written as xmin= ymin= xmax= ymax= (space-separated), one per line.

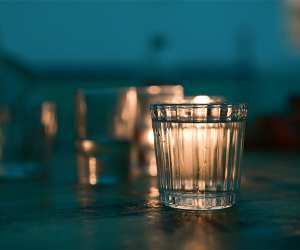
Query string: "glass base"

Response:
xmin=160 ymin=191 xmax=237 ymax=210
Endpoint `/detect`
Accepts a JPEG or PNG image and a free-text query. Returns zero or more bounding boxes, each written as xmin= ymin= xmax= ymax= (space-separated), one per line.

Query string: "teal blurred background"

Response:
xmin=0 ymin=1 xmax=300 ymax=148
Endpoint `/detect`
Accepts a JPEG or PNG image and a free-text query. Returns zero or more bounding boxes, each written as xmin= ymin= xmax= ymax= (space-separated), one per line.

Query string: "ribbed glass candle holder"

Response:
xmin=151 ymin=103 xmax=247 ymax=210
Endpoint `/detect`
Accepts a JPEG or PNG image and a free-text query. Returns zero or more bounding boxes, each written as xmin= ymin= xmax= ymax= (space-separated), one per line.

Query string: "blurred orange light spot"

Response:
xmin=89 ymin=157 xmax=97 ymax=185
xmin=147 ymin=86 xmax=161 ymax=95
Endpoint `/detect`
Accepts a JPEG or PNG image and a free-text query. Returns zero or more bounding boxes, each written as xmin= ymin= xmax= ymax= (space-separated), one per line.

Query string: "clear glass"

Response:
xmin=133 ymin=85 xmax=184 ymax=176
xmin=75 ymin=87 xmax=137 ymax=185
xmin=0 ymin=101 xmax=57 ymax=179
xmin=151 ymin=102 xmax=247 ymax=210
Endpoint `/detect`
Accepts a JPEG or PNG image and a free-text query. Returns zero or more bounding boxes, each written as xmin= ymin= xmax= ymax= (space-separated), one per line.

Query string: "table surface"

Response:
xmin=0 ymin=151 xmax=300 ymax=250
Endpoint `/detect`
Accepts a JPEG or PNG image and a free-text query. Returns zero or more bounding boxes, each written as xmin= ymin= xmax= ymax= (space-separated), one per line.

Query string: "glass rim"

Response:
xmin=150 ymin=103 xmax=248 ymax=122
xmin=150 ymin=102 xmax=247 ymax=108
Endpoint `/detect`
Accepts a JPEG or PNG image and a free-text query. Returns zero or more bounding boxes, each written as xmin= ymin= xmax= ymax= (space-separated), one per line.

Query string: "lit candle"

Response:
xmin=180 ymin=97 xmax=225 ymax=191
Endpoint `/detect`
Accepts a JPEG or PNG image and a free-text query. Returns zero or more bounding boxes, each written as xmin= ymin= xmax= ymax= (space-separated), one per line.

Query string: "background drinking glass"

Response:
xmin=75 ymin=87 xmax=137 ymax=185
xmin=133 ymin=85 xmax=184 ymax=177
xmin=0 ymin=101 xmax=57 ymax=179
xmin=151 ymin=102 xmax=247 ymax=210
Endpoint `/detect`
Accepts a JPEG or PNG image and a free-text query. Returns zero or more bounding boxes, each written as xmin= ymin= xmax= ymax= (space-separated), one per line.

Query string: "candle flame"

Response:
xmin=192 ymin=95 xmax=213 ymax=104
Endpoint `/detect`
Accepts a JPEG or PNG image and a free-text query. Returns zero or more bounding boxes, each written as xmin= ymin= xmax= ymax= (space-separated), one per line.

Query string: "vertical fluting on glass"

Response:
xmin=151 ymin=103 xmax=247 ymax=210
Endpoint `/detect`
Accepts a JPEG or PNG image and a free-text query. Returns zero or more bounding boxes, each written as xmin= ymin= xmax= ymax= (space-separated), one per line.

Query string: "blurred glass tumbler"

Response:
xmin=151 ymin=102 xmax=247 ymax=210
xmin=0 ymin=102 xmax=56 ymax=179
xmin=76 ymin=87 xmax=137 ymax=185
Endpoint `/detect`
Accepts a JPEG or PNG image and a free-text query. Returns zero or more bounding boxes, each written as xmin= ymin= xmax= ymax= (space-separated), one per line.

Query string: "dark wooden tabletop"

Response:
xmin=0 ymin=151 xmax=299 ymax=249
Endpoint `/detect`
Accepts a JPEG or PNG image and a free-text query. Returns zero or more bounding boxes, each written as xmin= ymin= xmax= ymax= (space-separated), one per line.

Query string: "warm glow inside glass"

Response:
xmin=151 ymin=100 xmax=247 ymax=210
xmin=134 ymin=85 xmax=184 ymax=176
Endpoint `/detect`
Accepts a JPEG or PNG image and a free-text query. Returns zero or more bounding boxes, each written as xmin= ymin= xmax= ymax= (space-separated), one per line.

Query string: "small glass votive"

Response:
xmin=0 ymin=101 xmax=57 ymax=179
xmin=151 ymin=102 xmax=248 ymax=210
xmin=75 ymin=87 xmax=137 ymax=185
